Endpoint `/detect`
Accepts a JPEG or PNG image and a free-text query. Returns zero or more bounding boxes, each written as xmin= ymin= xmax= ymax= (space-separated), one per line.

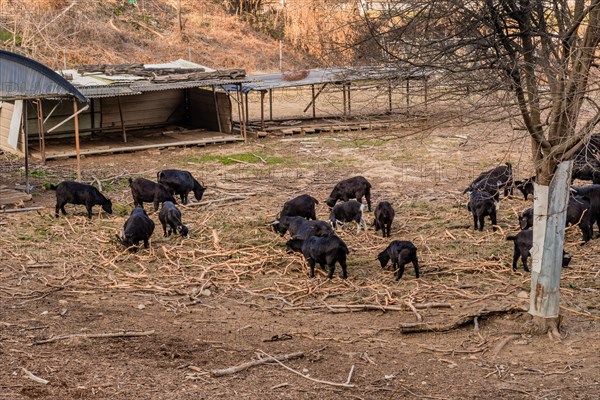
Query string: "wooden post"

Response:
xmin=529 ymin=161 xmax=573 ymax=336
xmin=311 ymin=84 xmax=316 ymax=118
xmin=260 ymin=90 xmax=265 ymax=130
xmin=23 ymin=101 xmax=30 ymax=194
xmin=406 ymin=78 xmax=410 ymax=116
xmin=342 ymin=84 xmax=347 ymax=117
xmin=36 ymin=99 xmax=46 ymax=164
xmin=117 ymin=97 xmax=127 ymax=143
xmin=388 ymin=81 xmax=392 ymax=113
xmin=269 ymin=88 xmax=273 ymax=121
xmin=347 ymin=83 xmax=351 ymax=116
xmin=424 ymin=76 xmax=428 ymax=112
xmin=212 ymin=87 xmax=222 ymax=133
xmin=244 ymin=91 xmax=249 ymax=124
xmin=74 ymin=99 xmax=81 ymax=182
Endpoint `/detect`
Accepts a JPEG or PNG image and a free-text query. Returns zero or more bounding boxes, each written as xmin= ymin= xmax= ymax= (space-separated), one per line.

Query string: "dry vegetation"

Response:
xmin=1 ymin=115 xmax=599 ymax=399
xmin=0 ymin=0 xmax=315 ymax=71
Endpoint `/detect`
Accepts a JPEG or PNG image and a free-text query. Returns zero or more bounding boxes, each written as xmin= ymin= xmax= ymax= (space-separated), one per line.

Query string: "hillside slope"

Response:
xmin=0 ymin=0 xmax=313 ymax=72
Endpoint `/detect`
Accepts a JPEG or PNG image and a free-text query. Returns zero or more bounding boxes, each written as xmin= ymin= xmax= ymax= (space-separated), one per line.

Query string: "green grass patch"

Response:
xmin=29 ymin=170 xmax=49 ymax=179
xmin=186 ymin=152 xmax=288 ymax=165
xmin=349 ymin=139 xmax=386 ymax=147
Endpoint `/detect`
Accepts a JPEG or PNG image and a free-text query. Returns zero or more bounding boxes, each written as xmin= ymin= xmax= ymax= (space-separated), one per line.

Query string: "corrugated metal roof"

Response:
xmin=239 ymin=66 xmax=433 ymax=91
xmin=0 ymin=50 xmax=88 ymax=102
xmin=59 ymin=59 xmax=248 ymax=98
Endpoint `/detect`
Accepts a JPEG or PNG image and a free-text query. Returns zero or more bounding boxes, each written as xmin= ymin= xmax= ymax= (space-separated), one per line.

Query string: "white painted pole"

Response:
xmin=529 ymin=160 xmax=573 ymax=319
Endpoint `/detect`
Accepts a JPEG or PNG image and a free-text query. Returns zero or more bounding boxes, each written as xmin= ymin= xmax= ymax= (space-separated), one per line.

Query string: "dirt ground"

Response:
xmin=1 ymin=118 xmax=599 ymax=400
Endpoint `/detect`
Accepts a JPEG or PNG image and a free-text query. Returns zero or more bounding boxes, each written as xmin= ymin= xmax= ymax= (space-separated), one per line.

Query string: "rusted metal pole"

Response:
xmin=23 ymin=101 xmax=30 ymax=194
xmin=74 ymin=99 xmax=81 ymax=182
xmin=269 ymin=89 xmax=273 ymax=121
xmin=347 ymin=83 xmax=351 ymax=116
xmin=342 ymin=84 xmax=347 ymax=117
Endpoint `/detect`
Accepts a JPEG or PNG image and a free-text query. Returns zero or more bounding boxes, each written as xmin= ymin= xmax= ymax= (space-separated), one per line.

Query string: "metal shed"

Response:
xmin=2 ymin=58 xmax=251 ymax=161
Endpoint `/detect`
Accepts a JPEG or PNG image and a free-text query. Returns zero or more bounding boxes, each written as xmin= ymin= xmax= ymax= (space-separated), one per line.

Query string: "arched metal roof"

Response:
xmin=0 ymin=50 xmax=88 ymax=102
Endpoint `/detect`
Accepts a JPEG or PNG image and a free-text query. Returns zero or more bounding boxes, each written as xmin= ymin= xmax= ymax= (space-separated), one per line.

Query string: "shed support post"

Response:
xmin=342 ymin=84 xmax=347 ymax=117
xmin=311 ymin=84 xmax=316 ymax=118
xmin=213 ymin=86 xmax=222 ymax=133
xmin=406 ymin=78 xmax=410 ymax=116
xmin=260 ymin=90 xmax=265 ymax=130
xmin=36 ymin=99 xmax=46 ymax=164
xmin=424 ymin=77 xmax=428 ymax=112
xmin=347 ymin=83 xmax=351 ymax=116
xmin=269 ymin=89 xmax=273 ymax=121
xmin=117 ymin=97 xmax=127 ymax=143
xmin=23 ymin=101 xmax=30 ymax=194
xmin=74 ymin=99 xmax=81 ymax=182
xmin=245 ymin=92 xmax=249 ymax=125
xmin=388 ymin=81 xmax=392 ymax=113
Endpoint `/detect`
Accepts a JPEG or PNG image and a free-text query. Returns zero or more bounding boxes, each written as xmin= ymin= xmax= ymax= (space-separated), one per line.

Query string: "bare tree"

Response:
xmin=357 ymin=0 xmax=600 ymax=337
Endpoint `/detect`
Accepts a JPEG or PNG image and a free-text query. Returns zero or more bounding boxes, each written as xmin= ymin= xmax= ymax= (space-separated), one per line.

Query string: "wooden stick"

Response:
xmin=399 ymin=306 xmax=524 ymax=334
xmin=492 ymin=334 xmax=520 ymax=359
xmin=1 ymin=206 xmax=45 ymax=213
xmin=406 ymin=299 xmax=423 ymax=322
xmin=257 ymin=350 xmax=355 ymax=388
xmin=32 ymin=330 xmax=155 ymax=345
xmin=21 ymin=368 xmax=49 ymax=384
xmin=210 ymin=351 xmax=304 ymax=377
xmin=185 ymin=195 xmax=256 ymax=207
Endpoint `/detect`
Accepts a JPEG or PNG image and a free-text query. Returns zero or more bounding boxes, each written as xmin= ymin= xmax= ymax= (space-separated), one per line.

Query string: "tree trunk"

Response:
xmin=529 ymin=160 xmax=573 ymax=338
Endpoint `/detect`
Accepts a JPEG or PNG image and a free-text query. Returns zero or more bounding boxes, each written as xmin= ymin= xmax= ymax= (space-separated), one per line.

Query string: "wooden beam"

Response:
xmin=213 ymin=87 xmax=222 ymax=133
xmin=117 ymin=96 xmax=127 ymax=143
xmin=269 ymin=88 xmax=273 ymax=121
xmin=347 ymin=83 xmax=351 ymax=116
xmin=260 ymin=90 xmax=265 ymax=130
xmin=23 ymin=102 xmax=30 ymax=194
xmin=303 ymin=83 xmax=327 ymax=114
xmin=406 ymin=78 xmax=410 ymax=116
xmin=388 ymin=81 xmax=393 ymax=113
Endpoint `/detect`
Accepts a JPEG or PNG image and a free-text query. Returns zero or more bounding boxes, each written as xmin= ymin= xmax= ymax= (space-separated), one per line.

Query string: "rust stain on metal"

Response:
xmin=534 ymin=283 xmax=545 ymax=311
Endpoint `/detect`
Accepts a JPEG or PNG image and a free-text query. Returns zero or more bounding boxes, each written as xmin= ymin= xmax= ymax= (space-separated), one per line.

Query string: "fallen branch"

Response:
xmin=21 ymin=368 xmax=49 ymax=385
xmin=185 ymin=194 xmax=256 ymax=207
xmin=257 ymin=350 xmax=355 ymax=388
xmin=398 ymin=306 xmax=524 ymax=334
xmin=1 ymin=206 xmax=45 ymax=213
xmin=282 ymin=302 xmax=452 ymax=313
xmin=32 ymin=330 xmax=155 ymax=345
xmin=211 ymin=351 xmax=304 ymax=377
xmin=492 ymin=334 xmax=520 ymax=359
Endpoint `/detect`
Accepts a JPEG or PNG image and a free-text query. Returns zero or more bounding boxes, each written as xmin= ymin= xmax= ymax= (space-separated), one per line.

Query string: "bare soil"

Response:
xmin=1 ymin=119 xmax=599 ymax=400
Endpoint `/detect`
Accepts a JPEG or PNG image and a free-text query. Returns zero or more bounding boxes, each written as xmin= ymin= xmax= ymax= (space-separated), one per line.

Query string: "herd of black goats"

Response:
xmin=46 ymin=137 xmax=600 ymax=281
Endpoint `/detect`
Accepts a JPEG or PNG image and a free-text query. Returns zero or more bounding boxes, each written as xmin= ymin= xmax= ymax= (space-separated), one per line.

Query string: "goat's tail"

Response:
xmin=47 ymin=183 xmax=58 ymax=190
xmin=128 ymin=177 xmax=133 ymax=186
xmin=157 ymin=170 xmax=163 ymax=181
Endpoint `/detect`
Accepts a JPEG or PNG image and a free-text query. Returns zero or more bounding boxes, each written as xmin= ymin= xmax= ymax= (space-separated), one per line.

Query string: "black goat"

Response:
xmin=467 ymin=190 xmax=497 ymax=231
xmin=506 ymin=230 xmax=572 ymax=272
xmin=571 ymin=185 xmax=600 ymax=236
xmin=49 ymin=181 xmax=112 ymax=219
xmin=571 ymin=156 xmax=600 ymax=184
xmin=329 ymin=200 xmax=367 ymax=233
xmin=157 ymin=169 xmax=206 ymax=204
xmin=129 ymin=177 xmax=176 ymax=211
xmin=159 ymin=201 xmax=189 ymax=238
xmin=519 ymin=196 xmax=594 ymax=243
xmin=285 ymin=235 xmax=349 ymax=279
xmin=374 ymin=201 xmax=395 ymax=237
xmin=464 ymin=162 xmax=513 ymax=200
xmin=117 ymin=207 xmax=155 ymax=251
xmin=515 ymin=176 xmax=536 ymax=200
xmin=325 ymin=176 xmax=372 ymax=211
xmin=278 ymin=194 xmax=319 ymax=220
xmin=271 ymin=216 xmax=333 ymax=239
xmin=377 ymin=240 xmax=419 ymax=281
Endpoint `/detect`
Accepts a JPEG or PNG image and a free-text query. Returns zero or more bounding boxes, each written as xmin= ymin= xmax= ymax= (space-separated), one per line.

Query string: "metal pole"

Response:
xmin=36 ymin=99 xmax=46 ymax=164
xmin=342 ymin=84 xmax=347 ymax=117
xmin=245 ymin=91 xmax=249 ymax=124
xmin=424 ymin=77 xmax=428 ymax=112
xmin=23 ymin=100 xmax=30 ymax=194
xmin=74 ymin=100 xmax=81 ymax=182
